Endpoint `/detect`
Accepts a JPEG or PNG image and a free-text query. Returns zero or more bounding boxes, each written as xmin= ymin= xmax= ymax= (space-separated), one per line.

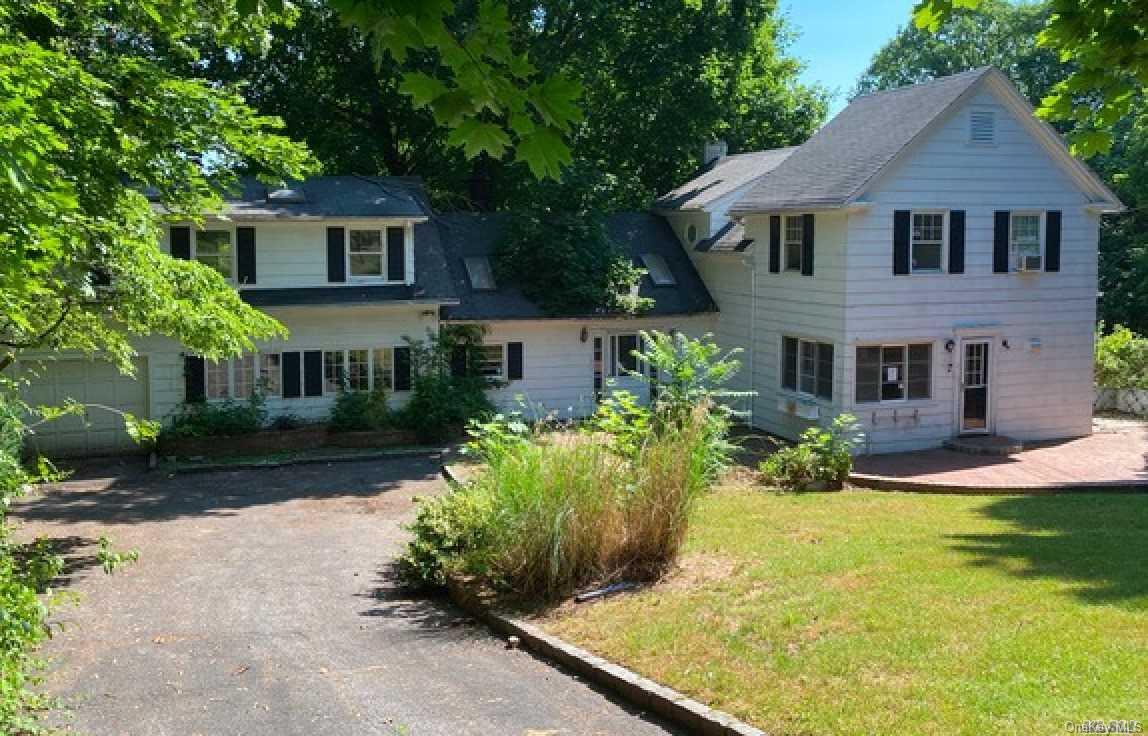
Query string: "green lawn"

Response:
xmin=540 ymin=487 xmax=1148 ymax=735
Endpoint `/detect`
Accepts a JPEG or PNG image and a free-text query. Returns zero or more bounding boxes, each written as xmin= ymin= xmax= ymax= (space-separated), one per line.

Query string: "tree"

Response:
xmin=913 ymin=0 xmax=1148 ymax=156
xmin=860 ymin=0 xmax=1148 ymax=334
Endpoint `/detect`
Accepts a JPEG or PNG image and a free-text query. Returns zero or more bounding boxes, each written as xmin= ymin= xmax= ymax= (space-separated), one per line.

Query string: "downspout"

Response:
xmin=745 ymin=241 xmax=756 ymax=427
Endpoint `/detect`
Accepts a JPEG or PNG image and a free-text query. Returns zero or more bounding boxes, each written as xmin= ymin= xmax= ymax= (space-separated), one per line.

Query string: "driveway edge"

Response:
xmin=165 ymin=446 xmax=451 ymax=475
xmin=445 ymin=576 xmax=765 ymax=736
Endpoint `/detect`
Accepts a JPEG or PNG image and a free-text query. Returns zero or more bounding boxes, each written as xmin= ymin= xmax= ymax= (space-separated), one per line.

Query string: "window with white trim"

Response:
xmin=195 ymin=230 xmax=233 ymax=279
xmin=610 ymin=334 xmax=641 ymax=376
xmin=784 ymin=216 xmax=803 ymax=272
xmin=782 ymin=337 xmax=833 ymax=400
xmin=477 ymin=345 xmax=505 ymax=379
xmin=347 ymin=349 xmax=370 ymax=391
xmin=205 ymin=355 xmax=255 ymax=399
xmin=349 ymin=229 xmax=384 ymax=277
xmin=259 ymin=353 xmax=282 ymax=396
xmin=323 ymin=350 xmax=345 ymax=393
xmin=1010 ymin=213 xmax=1042 ymax=271
xmin=373 ymin=347 xmax=394 ymax=390
xmin=911 ymin=212 xmax=945 ymax=272
xmin=855 ymin=343 xmax=932 ymax=403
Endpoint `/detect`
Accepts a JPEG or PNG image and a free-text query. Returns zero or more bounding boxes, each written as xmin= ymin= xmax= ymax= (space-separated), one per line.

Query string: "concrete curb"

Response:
xmin=164 ymin=446 xmax=450 ymax=475
xmin=446 ymin=577 xmax=765 ymax=736
xmin=848 ymin=472 xmax=1148 ymax=495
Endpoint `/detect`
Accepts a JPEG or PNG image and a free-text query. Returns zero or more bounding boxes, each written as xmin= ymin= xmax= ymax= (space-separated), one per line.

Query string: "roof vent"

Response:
xmin=267 ymin=187 xmax=307 ymax=203
xmin=639 ymin=253 xmax=676 ymax=286
xmin=970 ymin=110 xmax=995 ymax=144
xmin=464 ymin=256 xmax=497 ymax=290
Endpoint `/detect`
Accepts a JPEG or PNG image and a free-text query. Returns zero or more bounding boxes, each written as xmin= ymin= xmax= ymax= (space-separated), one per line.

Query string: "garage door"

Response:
xmin=20 ymin=358 xmax=150 ymax=458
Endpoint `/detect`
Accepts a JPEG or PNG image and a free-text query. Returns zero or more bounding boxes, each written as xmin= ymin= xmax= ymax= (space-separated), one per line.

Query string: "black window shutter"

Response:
xmin=386 ymin=226 xmax=406 ymax=282
xmin=327 ymin=227 xmax=346 ymax=282
xmin=303 ymin=350 xmax=323 ymax=396
xmin=782 ymin=337 xmax=798 ymax=391
xmin=993 ymin=211 xmax=1011 ymax=273
xmin=393 ymin=346 xmax=412 ymax=391
xmin=893 ymin=210 xmax=911 ymax=275
xmin=282 ymin=352 xmax=301 ymax=398
xmin=816 ymin=343 xmax=834 ymax=400
xmin=170 ymin=226 xmax=191 ymax=260
xmin=801 ymin=213 xmax=815 ymax=276
xmin=236 ymin=226 xmax=257 ymax=284
xmin=184 ymin=355 xmax=205 ymax=402
xmin=948 ymin=210 xmax=965 ymax=274
xmin=768 ymin=215 xmax=781 ymax=273
xmin=1045 ymin=210 xmax=1061 ymax=272
xmin=450 ymin=345 xmax=467 ymax=377
xmin=507 ymin=342 xmax=524 ymax=380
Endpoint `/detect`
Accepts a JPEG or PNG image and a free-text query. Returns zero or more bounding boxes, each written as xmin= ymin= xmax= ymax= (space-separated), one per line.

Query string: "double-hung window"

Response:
xmin=259 ymin=354 xmax=282 ymax=396
xmin=349 ymin=230 xmax=384 ymax=278
xmin=195 ymin=230 xmax=233 ymax=280
xmin=1010 ymin=213 xmax=1042 ymax=271
xmin=855 ymin=343 xmax=932 ymax=403
xmin=610 ymin=334 xmax=641 ymax=376
xmin=784 ymin=216 xmax=804 ymax=272
xmin=911 ymin=212 xmax=944 ymax=272
xmin=477 ymin=345 xmax=505 ymax=379
xmin=323 ymin=350 xmax=345 ymax=394
xmin=347 ymin=349 xmax=370 ymax=391
xmin=782 ymin=337 xmax=833 ymax=400
xmin=373 ymin=348 xmax=395 ymax=390
xmin=205 ymin=355 xmax=256 ymax=399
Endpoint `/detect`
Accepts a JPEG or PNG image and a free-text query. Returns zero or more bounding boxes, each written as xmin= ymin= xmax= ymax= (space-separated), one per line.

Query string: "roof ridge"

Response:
xmin=852 ymin=66 xmax=993 ymax=102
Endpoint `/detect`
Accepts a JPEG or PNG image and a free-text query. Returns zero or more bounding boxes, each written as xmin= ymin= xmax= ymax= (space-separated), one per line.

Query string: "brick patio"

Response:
xmin=851 ymin=419 xmax=1148 ymax=492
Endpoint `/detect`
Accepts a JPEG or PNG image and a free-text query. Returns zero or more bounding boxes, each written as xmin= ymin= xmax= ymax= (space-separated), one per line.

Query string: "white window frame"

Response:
xmin=783 ymin=215 xmax=804 ymax=272
xmin=192 ymin=227 xmax=236 ymax=283
xmin=609 ymin=333 xmax=642 ymax=377
xmin=204 ymin=355 xmax=256 ymax=400
xmin=322 ymin=350 xmax=345 ymax=394
xmin=910 ymin=209 xmax=947 ymax=274
xmin=476 ymin=344 xmax=506 ymax=380
xmin=344 ymin=224 xmax=414 ymax=284
xmin=854 ymin=342 xmax=933 ymax=404
xmin=781 ymin=336 xmax=833 ymax=401
xmin=372 ymin=347 xmax=395 ymax=391
xmin=1009 ymin=211 xmax=1044 ymax=273
xmin=346 ymin=348 xmax=371 ymax=392
xmin=259 ymin=353 xmax=282 ymax=397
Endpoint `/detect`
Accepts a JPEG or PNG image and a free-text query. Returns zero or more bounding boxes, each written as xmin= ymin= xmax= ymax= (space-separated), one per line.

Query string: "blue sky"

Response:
xmin=783 ymin=0 xmax=919 ymax=115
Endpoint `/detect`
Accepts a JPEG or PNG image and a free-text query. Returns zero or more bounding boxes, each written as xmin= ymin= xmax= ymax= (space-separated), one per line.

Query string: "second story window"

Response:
xmin=349 ymin=230 xmax=384 ymax=277
xmin=1010 ymin=213 xmax=1042 ymax=271
xmin=196 ymin=230 xmax=233 ymax=280
xmin=911 ymin=212 xmax=944 ymax=272
xmin=784 ymin=216 xmax=804 ymax=272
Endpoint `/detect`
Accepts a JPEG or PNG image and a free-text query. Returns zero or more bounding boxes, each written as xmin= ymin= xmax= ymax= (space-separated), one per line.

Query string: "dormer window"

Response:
xmin=349 ymin=230 xmax=384 ymax=277
xmin=970 ymin=109 xmax=995 ymax=145
xmin=195 ymin=230 xmax=233 ymax=280
xmin=464 ymin=256 xmax=496 ymax=290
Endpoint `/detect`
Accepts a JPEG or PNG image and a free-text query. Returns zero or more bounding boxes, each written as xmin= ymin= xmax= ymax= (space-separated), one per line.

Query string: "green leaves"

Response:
xmin=447 ymin=119 xmax=512 ymax=159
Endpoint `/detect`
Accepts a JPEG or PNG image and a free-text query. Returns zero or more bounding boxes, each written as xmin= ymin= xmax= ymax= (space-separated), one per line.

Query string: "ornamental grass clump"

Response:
xmin=397 ymin=331 xmax=751 ymax=600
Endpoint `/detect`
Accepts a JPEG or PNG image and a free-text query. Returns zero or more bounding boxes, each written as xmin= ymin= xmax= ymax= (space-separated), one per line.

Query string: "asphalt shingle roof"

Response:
xmin=730 ymin=68 xmax=991 ymax=213
xmin=695 ymin=220 xmax=753 ymax=253
xmin=438 ymin=212 xmax=716 ymax=321
xmin=152 ymin=176 xmax=430 ymax=219
xmin=654 ymin=148 xmax=796 ymax=210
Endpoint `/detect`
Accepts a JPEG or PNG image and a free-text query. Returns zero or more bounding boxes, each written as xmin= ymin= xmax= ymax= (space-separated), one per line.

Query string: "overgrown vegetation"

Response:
xmin=1095 ymin=325 xmax=1148 ymax=389
xmin=760 ymin=414 xmax=864 ymax=491
xmin=397 ymin=331 xmax=744 ymax=599
xmin=165 ymin=393 xmax=268 ymax=438
xmin=329 ymin=387 xmax=390 ymax=432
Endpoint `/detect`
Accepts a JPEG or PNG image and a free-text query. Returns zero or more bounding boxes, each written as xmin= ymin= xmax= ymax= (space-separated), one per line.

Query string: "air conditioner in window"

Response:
xmin=778 ymin=396 xmax=820 ymax=420
xmin=1015 ymin=252 xmax=1043 ymax=272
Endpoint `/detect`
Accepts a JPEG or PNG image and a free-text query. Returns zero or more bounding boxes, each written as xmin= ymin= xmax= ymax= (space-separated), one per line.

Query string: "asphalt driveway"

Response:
xmin=13 ymin=454 xmax=677 ymax=735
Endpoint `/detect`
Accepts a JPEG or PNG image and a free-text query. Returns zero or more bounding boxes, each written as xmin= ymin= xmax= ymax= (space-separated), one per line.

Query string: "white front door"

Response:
xmin=958 ymin=339 xmax=992 ymax=434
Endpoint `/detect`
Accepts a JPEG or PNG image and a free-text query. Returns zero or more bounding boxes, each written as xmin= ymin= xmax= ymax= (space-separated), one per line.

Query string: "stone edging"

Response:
xmin=164 ymin=446 xmax=449 ymax=474
xmin=848 ymin=472 xmax=1148 ymax=495
xmin=445 ymin=576 xmax=766 ymax=736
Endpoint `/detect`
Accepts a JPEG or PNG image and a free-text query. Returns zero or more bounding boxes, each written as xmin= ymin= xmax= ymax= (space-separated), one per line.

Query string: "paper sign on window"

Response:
xmin=885 ymin=366 xmax=900 ymax=382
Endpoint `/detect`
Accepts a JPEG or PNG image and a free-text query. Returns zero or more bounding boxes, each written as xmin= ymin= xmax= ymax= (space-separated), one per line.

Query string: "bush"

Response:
xmin=268 ymin=413 xmax=306 ymax=431
xmin=329 ymin=387 xmax=389 ymax=432
xmin=165 ymin=392 xmax=266 ymax=437
xmin=1095 ymin=324 xmax=1148 ymax=389
xmin=761 ymin=413 xmax=863 ymax=491
xmin=393 ymin=326 xmax=497 ymax=442
xmin=398 ymin=331 xmax=746 ymax=599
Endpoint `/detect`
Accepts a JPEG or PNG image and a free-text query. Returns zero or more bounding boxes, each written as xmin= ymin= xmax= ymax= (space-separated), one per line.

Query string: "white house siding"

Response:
xmin=162 ymin=219 xmax=416 ymax=288
xmin=467 ymin=315 xmax=717 ymax=420
xmin=139 ymin=304 xmax=437 ymax=425
xmin=740 ymin=211 xmax=850 ymax=441
xmin=841 ymin=86 xmax=1098 ymax=452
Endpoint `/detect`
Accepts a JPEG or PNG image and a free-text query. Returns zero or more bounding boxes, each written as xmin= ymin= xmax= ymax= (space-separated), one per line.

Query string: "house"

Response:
xmin=656 ymin=67 xmax=1122 ymax=453
xmin=18 ymin=179 xmax=716 ymax=456
xmin=18 ymin=67 xmax=1122 ymax=457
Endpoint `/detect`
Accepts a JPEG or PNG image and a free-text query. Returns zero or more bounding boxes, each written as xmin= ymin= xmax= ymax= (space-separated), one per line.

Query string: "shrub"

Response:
xmin=393 ymin=326 xmax=497 ymax=442
xmin=268 ymin=413 xmax=306 ymax=431
xmin=329 ymin=387 xmax=389 ymax=432
xmin=761 ymin=413 xmax=864 ymax=491
xmin=165 ymin=392 xmax=266 ymax=437
xmin=1095 ymin=324 xmax=1148 ymax=389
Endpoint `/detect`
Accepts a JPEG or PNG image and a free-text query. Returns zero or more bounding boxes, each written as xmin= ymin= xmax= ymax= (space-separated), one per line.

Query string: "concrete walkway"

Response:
xmin=13 ymin=456 xmax=677 ymax=735
xmin=852 ymin=420 xmax=1148 ymax=492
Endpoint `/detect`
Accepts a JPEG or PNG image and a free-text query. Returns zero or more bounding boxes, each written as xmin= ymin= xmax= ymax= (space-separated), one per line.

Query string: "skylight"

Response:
xmin=640 ymin=253 xmax=676 ymax=286
xmin=464 ymin=256 xmax=496 ymax=290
